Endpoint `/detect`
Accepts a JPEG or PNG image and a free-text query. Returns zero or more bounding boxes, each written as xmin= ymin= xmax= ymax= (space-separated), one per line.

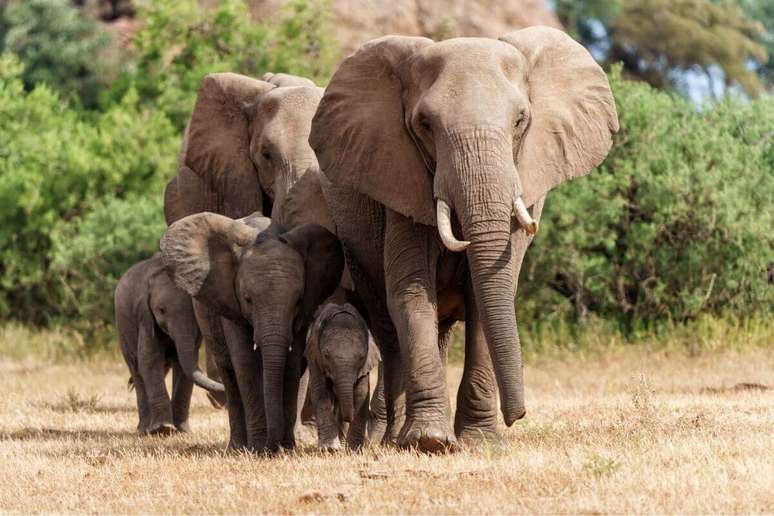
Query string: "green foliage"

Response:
xmin=0 ymin=53 xmax=179 ymax=323
xmin=0 ymin=0 xmax=111 ymax=108
xmin=738 ymin=0 xmax=774 ymax=90
xmin=520 ymin=66 xmax=774 ymax=327
xmin=50 ymin=195 xmax=166 ymax=328
xmin=114 ymin=0 xmax=338 ymax=128
xmin=556 ymin=0 xmax=770 ymax=96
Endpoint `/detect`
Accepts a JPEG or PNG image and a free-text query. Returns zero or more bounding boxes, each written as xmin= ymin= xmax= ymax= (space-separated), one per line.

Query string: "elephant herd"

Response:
xmin=114 ymin=27 xmax=619 ymax=454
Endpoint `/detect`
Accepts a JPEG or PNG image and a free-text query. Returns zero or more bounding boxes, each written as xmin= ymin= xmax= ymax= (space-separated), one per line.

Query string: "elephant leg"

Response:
xmin=347 ymin=375 xmax=370 ymax=449
xmin=454 ymin=277 xmax=498 ymax=442
xmin=294 ymin=368 xmax=313 ymax=442
xmin=137 ymin=328 xmax=175 ymax=435
xmin=438 ymin=321 xmax=455 ymax=424
xmin=384 ymin=209 xmax=456 ymax=452
xmin=367 ymin=362 xmax=387 ymax=444
xmin=171 ymin=361 xmax=194 ymax=433
xmin=280 ymin=334 xmax=305 ymax=449
xmin=222 ymin=318 xmax=266 ymax=452
xmin=132 ymin=374 xmax=152 ymax=435
xmin=310 ymin=365 xmax=341 ymax=451
xmin=205 ymin=345 xmax=226 ymax=409
xmin=194 ymin=301 xmax=247 ymax=450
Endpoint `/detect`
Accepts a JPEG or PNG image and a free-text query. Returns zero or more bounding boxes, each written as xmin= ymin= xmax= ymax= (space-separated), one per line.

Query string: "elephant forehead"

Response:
xmin=261 ymin=86 xmax=323 ymax=119
xmin=412 ymin=37 xmax=524 ymax=74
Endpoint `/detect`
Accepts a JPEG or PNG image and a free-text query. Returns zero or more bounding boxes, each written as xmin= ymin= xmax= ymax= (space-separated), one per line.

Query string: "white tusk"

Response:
xmin=436 ymin=199 xmax=470 ymax=252
xmin=513 ymin=197 xmax=538 ymax=236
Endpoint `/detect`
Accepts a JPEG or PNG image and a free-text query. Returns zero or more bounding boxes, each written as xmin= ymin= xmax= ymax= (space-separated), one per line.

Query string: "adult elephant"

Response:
xmin=310 ymin=27 xmax=619 ymax=451
xmin=163 ymin=71 xmax=329 ymax=441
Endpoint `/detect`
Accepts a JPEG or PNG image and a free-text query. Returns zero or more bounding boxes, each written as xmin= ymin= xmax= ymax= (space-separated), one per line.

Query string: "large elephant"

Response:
xmin=310 ymin=27 xmax=619 ymax=451
xmin=161 ymin=213 xmax=343 ymax=451
xmin=163 ymin=71 xmax=328 ymax=410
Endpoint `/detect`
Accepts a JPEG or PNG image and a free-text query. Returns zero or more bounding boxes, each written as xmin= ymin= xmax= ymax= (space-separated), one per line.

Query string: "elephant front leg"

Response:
xmin=171 ymin=361 xmax=194 ymax=433
xmin=384 ymin=209 xmax=456 ymax=452
xmin=137 ymin=328 xmax=175 ymax=435
xmin=131 ymin=374 xmax=152 ymax=435
xmin=454 ymin=277 xmax=498 ymax=442
xmin=310 ymin=366 xmax=342 ymax=451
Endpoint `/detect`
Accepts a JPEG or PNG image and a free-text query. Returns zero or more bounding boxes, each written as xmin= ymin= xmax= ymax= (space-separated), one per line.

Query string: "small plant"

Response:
xmin=62 ymin=388 xmax=101 ymax=413
xmin=583 ymin=452 xmax=621 ymax=479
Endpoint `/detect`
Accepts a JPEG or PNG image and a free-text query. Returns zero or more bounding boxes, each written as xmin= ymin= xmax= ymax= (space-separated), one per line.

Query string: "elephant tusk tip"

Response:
xmin=525 ymin=221 xmax=538 ymax=235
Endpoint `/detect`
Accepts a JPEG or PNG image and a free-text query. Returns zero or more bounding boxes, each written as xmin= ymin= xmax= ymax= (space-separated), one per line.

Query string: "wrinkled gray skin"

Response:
xmin=161 ymin=213 xmax=343 ymax=452
xmin=310 ymin=28 xmax=619 ymax=451
xmin=164 ymin=72 xmax=325 ymax=409
xmin=114 ymin=255 xmax=225 ymax=435
xmin=305 ymin=303 xmax=381 ymax=450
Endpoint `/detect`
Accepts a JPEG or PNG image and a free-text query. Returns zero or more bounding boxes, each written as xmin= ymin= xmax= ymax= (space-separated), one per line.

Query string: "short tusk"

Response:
xmin=436 ymin=199 xmax=470 ymax=252
xmin=513 ymin=197 xmax=538 ymax=235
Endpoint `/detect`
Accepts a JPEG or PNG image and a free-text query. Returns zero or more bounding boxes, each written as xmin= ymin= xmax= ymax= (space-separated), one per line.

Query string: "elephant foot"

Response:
xmin=318 ymin=436 xmax=343 ymax=452
xmin=145 ymin=423 xmax=177 ymax=436
xmin=175 ymin=421 xmax=192 ymax=433
xmin=455 ymin=425 xmax=500 ymax=445
xmin=398 ymin=419 xmax=459 ymax=453
xmin=367 ymin=418 xmax=387 ymax=445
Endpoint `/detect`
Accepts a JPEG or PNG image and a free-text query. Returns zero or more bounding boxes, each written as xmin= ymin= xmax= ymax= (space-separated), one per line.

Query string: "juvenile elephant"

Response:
xmin=114 ymin=255 xmax=224 ymax=435
xmin=305 ymin=303 xmax=381 ymax=450
xmin=161 ymin=212 xmax=343 ymax=452
xmin=310 ymin=27 xmax=619 ymax=451
xmin=163 ymin=72 xmax=330 ymax=408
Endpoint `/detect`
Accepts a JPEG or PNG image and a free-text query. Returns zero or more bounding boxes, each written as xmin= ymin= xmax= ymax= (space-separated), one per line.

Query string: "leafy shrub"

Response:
xmin=0 ymin=54 xmax=178 ymax=323
xmin=520 ymin=66 xmax=773 ymax=328
xmin=112 ymin=0 xmax=338 ymax=128
xmin=0 ymin=0 xmax=112 ymax=108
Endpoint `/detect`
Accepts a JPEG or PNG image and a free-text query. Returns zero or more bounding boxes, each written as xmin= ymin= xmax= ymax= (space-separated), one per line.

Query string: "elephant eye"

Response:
xmin=244 ymin=295 xmax=252 ymax=304
xmin=419 ymin=115 xmax=432 ymax=133
xmin=515 ymin=110 xmax=527 ymax=129
xmin=261 ymin=150 xmax=272 ymax=162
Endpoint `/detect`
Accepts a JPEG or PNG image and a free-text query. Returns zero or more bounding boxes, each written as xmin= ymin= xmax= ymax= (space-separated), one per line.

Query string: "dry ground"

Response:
xmin=1 ymin=342 xmax=773 ymax=513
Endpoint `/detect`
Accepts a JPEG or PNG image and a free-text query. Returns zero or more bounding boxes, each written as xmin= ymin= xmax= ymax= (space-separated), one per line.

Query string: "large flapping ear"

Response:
xmin=280 ymin=170 xmax=336 ymax=233
xmin=261 ymin=72 xmax=316 ymax=88
xmin=183 ymin=73 xmax=275 ymax=219
xmin=279 ymin=224 xmax=344 ymax=324
xmin=164 ymin=164 xmax=211 ymax=225
xmin=160 ymin=212 xmax=265 ymax=320
xmin=310 ymin=36 xmax=436 ymax=226
xmin=499 ymin=27 xmax=619 ymax=207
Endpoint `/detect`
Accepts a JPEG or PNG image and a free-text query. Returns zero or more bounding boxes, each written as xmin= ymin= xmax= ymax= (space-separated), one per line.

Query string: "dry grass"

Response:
xmin=1 ymin=334 xmax=773 ymax=513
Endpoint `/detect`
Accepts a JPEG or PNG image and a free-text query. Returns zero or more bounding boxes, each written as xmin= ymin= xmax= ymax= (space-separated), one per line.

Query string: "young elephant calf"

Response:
xmin=114 ymin=254 xmax=224 ymax=435
xmin=305 ymin=303 xmax=380 ymax=450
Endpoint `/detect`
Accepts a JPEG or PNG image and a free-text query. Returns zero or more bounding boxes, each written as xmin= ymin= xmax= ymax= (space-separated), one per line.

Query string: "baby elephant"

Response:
xmin=305 ymin=303 xmax=380 ymax=450
xmin=115 ymin=254 xmax=224 ymax=435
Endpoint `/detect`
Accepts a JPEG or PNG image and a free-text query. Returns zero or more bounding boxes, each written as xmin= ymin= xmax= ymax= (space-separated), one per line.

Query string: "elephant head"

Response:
xmin=160 ymin=212 xmax=344 ymax=450
xmin=164 ymin=72 xmax=324 ymax=226
xmin=144 ymin=267 xmax=224 ymax=394
xmin=305 ymin=303 xmax=381 ymax=423
xmin=310 ymin=27 xmax=619 ymax=425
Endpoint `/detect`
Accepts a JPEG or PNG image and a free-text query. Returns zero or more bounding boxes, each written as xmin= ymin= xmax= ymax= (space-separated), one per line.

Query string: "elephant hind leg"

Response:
xmin=132 ymin=374 xmax=152 ymax=435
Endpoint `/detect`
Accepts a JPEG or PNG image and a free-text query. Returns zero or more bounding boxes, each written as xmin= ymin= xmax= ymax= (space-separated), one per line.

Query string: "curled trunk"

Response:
xmin=170 ymin=325 xmax=225 ymax=393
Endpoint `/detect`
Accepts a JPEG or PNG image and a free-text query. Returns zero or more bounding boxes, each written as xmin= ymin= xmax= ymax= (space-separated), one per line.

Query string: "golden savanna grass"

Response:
xmin=0 ymin=323 xmax=772 ymax=513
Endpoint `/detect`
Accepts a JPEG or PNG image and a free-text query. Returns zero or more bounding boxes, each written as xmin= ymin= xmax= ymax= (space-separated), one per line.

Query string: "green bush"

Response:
xmin=0 ymin=53 xmax=179 ymax=323
xmin=0 ymin=0 xmax=112 ymax=108
xmin=520 ymin=66 xmax=774 ymax=328
xmin=112 ymin=0 xmax=338 ymax=129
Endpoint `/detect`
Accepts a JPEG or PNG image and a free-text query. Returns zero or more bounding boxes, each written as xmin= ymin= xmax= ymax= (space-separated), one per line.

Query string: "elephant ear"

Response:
xmin=279 ymin=225 xmax=344 ymax=324
xmin=304 ymin=303 xmax=336 ymax=364
xmin=160 ymin=212 xmax=267 ymax=320
xmin=360 ymin=333 xmax=381 ymax=378
xmin=280 ymin=170 xmax=336 ymax=233
xmin=499 ymin=27 xmax=619 ymax=207
xmin=310 ymin=36 xmax=436 ymax=226
xmin=183 ymin=73 xmax=275 ymax=219
xmin=261 ymin=72 xmax=316 ymax=88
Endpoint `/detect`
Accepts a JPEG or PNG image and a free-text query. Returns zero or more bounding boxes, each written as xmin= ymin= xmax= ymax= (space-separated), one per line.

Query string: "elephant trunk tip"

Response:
xmin=503 ymin=406 xmax=526 ymax=427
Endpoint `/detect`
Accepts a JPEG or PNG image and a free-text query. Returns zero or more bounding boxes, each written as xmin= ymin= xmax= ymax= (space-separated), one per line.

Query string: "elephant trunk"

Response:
xmin=169 ymin=322 xmax=225 ymax=394
xmin=437 ymin=127 xmax=526 ymax=425
xmin=334 ymin=376 xmax=355 ymax=423
xmin=260 ymin=335 xmax=288 ymax=451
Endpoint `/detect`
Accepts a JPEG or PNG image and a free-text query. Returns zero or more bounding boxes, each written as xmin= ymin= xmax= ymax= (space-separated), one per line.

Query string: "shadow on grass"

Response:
xmin=0 ymin=427 xmax=135 ymax=441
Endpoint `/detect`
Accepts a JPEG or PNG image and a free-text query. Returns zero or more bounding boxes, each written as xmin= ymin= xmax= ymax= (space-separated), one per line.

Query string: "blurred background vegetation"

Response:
xmin=0 ymin=0 xmax=771 ymax=354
